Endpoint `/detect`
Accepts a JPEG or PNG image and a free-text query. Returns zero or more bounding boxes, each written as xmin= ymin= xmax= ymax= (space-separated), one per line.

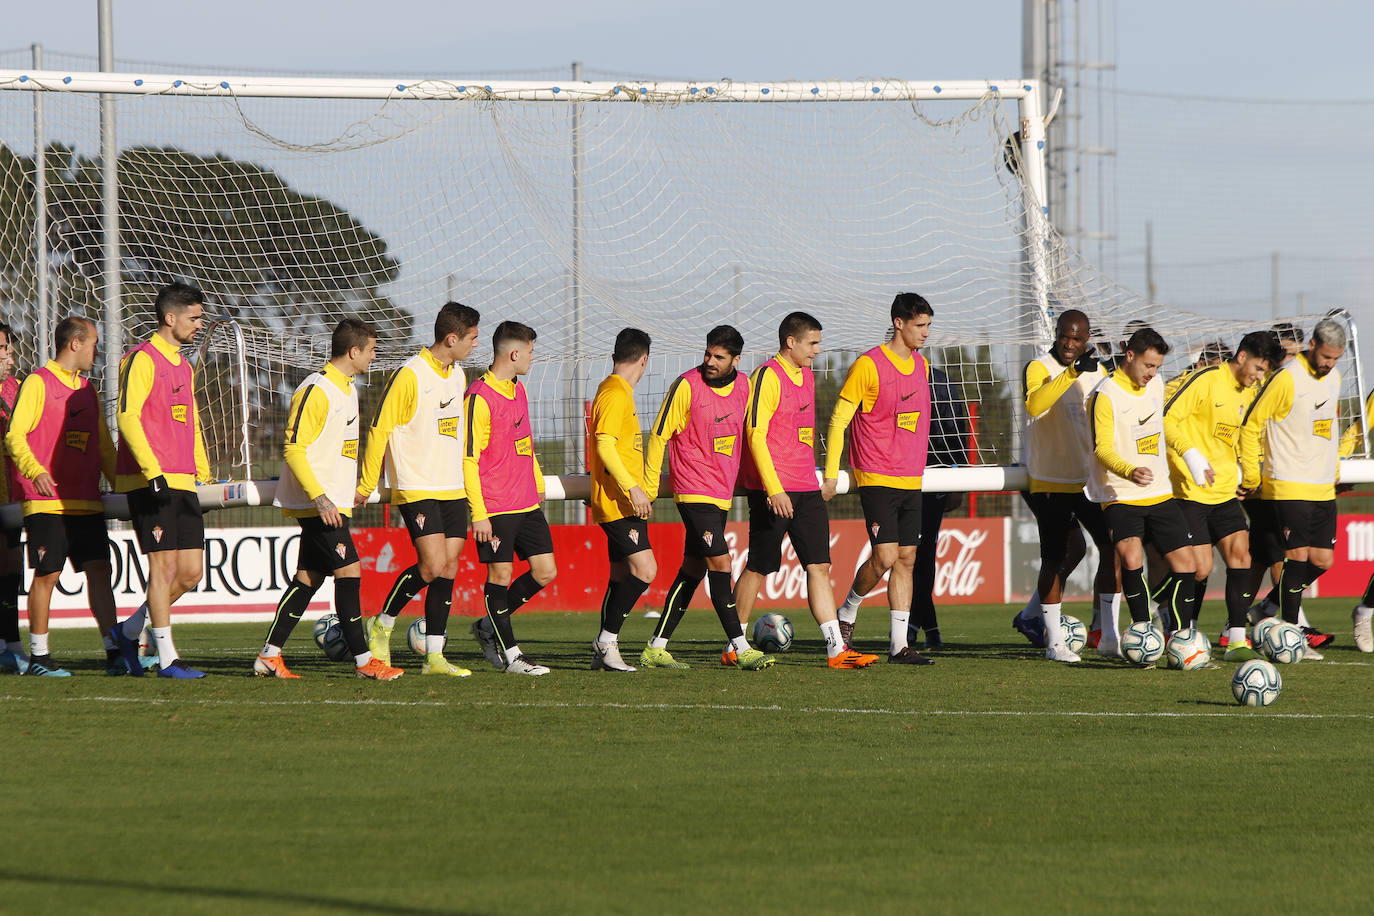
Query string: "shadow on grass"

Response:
xmin=0 ymin=870 xmax=478 ymax=915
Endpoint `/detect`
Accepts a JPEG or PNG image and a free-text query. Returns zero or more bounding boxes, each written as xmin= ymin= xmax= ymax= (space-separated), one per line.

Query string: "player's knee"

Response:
xmin=629 ymin=553 xmax=657 ymax=583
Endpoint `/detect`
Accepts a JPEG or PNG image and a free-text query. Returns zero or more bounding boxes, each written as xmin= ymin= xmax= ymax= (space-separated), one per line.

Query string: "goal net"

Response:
xmin=0 ymin=67 xmax=1367 ymax=507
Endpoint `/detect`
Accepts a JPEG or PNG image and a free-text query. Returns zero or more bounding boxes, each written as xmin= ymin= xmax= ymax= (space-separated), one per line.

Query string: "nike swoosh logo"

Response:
xmin=799 ymin=403 xmax=811 ymax=411
xmin=515 ymin=417 xmax=524 ymax=428
xmin=1138 ymin=413 xmax=1155 ymax=425
xmin=172 ymin=384 xmax=185 ymax=393
xmin=347 ymin=416 xmax=357 ymax=425
xmin=714 ymin=413 xmax=733 ymax=423
xmin=71 ymin=407 xmax=87 ymax=416
xmin=439 ymin=398 xmax=454 ymax=408
xmin=1314 ymin=400 xmax=1328 ymax=409
xmin=900 ymin=391 xmax=917 ymax=401
xmin=1214 ymin=402 xmax=1225 ymax=407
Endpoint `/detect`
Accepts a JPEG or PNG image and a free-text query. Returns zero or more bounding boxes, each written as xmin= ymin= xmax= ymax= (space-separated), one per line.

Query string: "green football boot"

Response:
xmin=421 ymin=653 xmax=472 ymax=677
xmin=365 ymin=616 xmax=393 ymax=667
xmin=639 ymin=646 xmax=690 ymax=669
xmin=736 ymin=647 xmax=776 ymax=670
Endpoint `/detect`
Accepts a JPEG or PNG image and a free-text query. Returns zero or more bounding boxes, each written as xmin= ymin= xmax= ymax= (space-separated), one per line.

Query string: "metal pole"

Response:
xmin=567 ymin=60 xmax=585 ymax=523
xmin=98 ymin=0 xmax=121 ymax=420
xmin=1144 ymin=220 xmax=1155 ymax=302
xmin=32 ymin=43 xmax=50 ymax=364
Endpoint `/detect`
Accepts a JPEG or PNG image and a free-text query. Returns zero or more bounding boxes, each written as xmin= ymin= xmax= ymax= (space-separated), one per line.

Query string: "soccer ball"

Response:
xmin=1250 ymin=616 xmax=1280 ymax=651
xmin=752 ymin=613 xmax=794 ymax=653
xmin=312 ymin=613 xmax=349 ymax=661
xmin=1231 ymin=658 xmax=1282 ymax=706
xmin=1165 ymin=627 xmax=1211 ymax=670
xmin=1261 ymin=622 xmax=1306 ymax=664
xmin=1121 ymin=621 xmax=1165 ymax=666
xmin=1060 ymin=615 xmax=1087 ymax=654
xmin=407 ymin=619 xmax=444 ymax=656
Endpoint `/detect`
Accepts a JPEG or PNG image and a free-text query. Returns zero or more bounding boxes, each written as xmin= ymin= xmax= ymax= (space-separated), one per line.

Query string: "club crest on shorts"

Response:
xmin=490 ymin=537 xmax=502 ymax=553
xmin=335 ymin=543 xmax=346 ymax=558
xmin=628 ymin=528 xmax=640 ymax=545
xmin=871 ymin=523 xmax=880 ymax=539
xmin=36 ymin=546 xmax=46 ymax=562
xmin=415 ymin=513 xmax=427 ymax=530
xmin=152 ymin=525 xmax=164 ymax=544
xmin=702 ymin=530 xmax=713 ymax=547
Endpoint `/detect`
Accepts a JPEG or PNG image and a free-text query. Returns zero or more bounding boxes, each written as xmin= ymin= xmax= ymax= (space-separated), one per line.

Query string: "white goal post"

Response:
xmin=0 ymin=66 xmax=1368 ymax=521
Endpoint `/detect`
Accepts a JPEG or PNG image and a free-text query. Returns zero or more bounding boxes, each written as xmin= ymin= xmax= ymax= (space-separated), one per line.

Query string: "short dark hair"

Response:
xmin=706 ymin=324 xmax=744 ymax=357
xmin=1198 ymin=339 xmax=1233 ymax=364
xmin=331 ymin=318 xmax=376 ymax=358
xmin=1236 ymin=330 xmax=1282 ymax=366
xmin=154 ymin=281 xmax=204 ymax=326
xmin=891 ymin=292 xmax=933 ymax=322
xmin=1125 ymin=326 xmax=1170 ymax=357
xmin=1271 ymin=320 xmax=1304 ymax=344
xmin=612 ymin=327 xmax=651 ymax=364
xmin=492 ymin=320 xmax=537 ymax=354
xmin=54 ymin=315 xmax=95 ymax=354
xmin=0 ymin=321 xmax=12 ymax=343
xmin=778 ymin=311 xmax=822 ymax=349
xmin=434 ymin=301 xmax=480 ymax=344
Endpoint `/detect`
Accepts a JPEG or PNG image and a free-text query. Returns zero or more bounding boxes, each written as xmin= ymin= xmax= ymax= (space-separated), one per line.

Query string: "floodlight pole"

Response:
xmin=32 ymin=43 xmax=49 ymax=363
xmin=98 ymin=0 xmax=122 ymax=424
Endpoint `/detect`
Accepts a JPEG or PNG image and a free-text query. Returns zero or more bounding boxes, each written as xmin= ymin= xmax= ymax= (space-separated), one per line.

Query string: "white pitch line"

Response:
xmin=1 ymin=694 xmax=1371 ymax=719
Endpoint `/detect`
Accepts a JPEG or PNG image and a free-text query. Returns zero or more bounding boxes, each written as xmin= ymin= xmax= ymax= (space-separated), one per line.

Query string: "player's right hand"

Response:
xmin=629 ymin=485 xmax=653 ymax=519
xmin=821 ymin=478 xmax=838 ymax=502
xmin=313 ymin=494 xmax=343 ymax=527
xmin=767 ymin=491 xmax=794 ymax=519
xmin=353 ymin=489 xmax=369 ymax=508
xmin=148 ymin=475 xmax=174 ymax=507
xmin=1130 ymin=466 xmax=1153 ymax=486
xmin=1073 ymin=352 xmax=1099 ymax=373
xmin=472 ymin=518 xmax=494 ymax=542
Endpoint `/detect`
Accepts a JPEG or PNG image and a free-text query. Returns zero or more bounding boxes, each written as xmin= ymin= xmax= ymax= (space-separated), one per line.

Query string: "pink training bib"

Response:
xmin=467 ymin=375 xmax=539 ymax=514
xmin=17 ymin=368 xmax=104 ymax=504
xmin=849 ymin=346 xmax=931 ymax=479
xmin=740 ymin=358 xmax=818 ymax=493
xmin=115 ymin=341 xmax=197 ymax=479
xmin=668 ymin=367 xmax=749 ymax=501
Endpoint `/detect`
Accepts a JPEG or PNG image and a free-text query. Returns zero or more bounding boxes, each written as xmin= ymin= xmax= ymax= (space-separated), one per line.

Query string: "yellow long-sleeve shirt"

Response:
xmin=115 ymin=333 xmax=211 ymax=492
xmin=1240 ymin=353 xmax=1340 ymax=500
xmin=462 ymin=372 xmax=544 ymax=523
xmin=1337 ymin=390 xmax=1374 ymax=458
xmin=746 ymin=353 xmax=804 ymax=497
xmin=1162 ymin=364 xmax=1257 ymax=504
xmin=589 ymin=373 xmax=644 ymax=524
xmin=644 ymin=373 xmax=743 ymax=510
xmin=5 ymin=361 xmax=117 ymax=515
xmin=356 ymin=348 xmax=466 ymax=504
xmin=1022 ymin=356 xmax=1102 ymax=493
xmin=823 ymin=345 xmax=927 ymax=490
xmin=1089 ymin=369 xmax=1171 ymax=507
xmin=280 ymin=362 xmax=356 ymax=518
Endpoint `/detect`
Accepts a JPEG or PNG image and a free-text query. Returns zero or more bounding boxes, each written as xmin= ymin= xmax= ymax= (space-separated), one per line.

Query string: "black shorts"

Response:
xmin=1243 ymin=498 xmax=1284 ymax=566
xmin=477 ymin=509 xmax=555 ymax=564
xmin=745 ymin=489 xmax=831 ymax=573
xmin=128 ymin=487 xmax=205 ymax=554
xmin=601 ymin=517 xmax=652 ymax=562
xmin=677 ymin=503 xmax=730 ymax=558
xmin=858 ymin=486 xmax=923 ymax=547
xmin=295 ymin=515 xmax=360 ymax=573
xmin=1103 ymin=500 xmax=1195 ymax=555
xmin=1178 ymin=498 xmax=1249 ymax=545
xmin=1274 ymin=499 xmax=1338 ymax=551
xmin=24 ymin=513 xmax=110 ymax=574
xmin=1023 ymin=490 xmax=1111 ymax=563
xmin=399 ymin=498 xmax=468 ymax=541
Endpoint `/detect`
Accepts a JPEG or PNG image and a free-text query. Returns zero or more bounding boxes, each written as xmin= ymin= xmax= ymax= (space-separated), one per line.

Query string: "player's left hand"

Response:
xmin=767 ymin=491 xmax=794 ymax=519
xmin=32 ymin=472 xmax=56 ymax=498
xmin=353 ymin=490 xmax=369 ymax=508
xmin=821 ymin=477 xmax=838 ymax=502
xmin=629 ymin=485 xmax=653 ymax=519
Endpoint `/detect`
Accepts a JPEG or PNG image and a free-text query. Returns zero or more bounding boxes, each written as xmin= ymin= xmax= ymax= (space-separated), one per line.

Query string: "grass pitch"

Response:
xmin=3 ymin=599 xmax=1372 ymax=915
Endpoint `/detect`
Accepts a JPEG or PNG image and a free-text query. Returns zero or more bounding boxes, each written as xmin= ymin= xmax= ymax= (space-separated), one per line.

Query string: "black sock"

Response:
xmin=484 ymin=583 xmax=516 ymax=653
xmin=706 ymin=570 xmax=742 ymax=640
xmin=603 ymin=576 xmax=651 ymax=637
xmin=1262 ymin=585 xmax=1279 ymax=608
xmin=1190 ymin=576 xmax=1208 ymax=627
xmin=1363 ymin=571 xmax=1374 ymax=608
xmin=1122 ymin=567 xmax=1150 ymax=623
xmin=1224 ymin=568 xmax=1254 ymax=630
xmin=652 ymin=569 xmax=700 ymax=642
xmin=598 ymin=581 xmax=616 ymax=634
xmin=506 ymin=571 xmax=545 ymax=615
xmin=381 ymin=565 xmax=425 ymax=620
xmin=265 ymin=578 xmax=320 ymax=648
xmin=0 ymin=573 xmax=21 ymax=643
xmin=1167 ymin=572 xmax=1198 ymax=633
xmin=1300 ymin=561 xmax=1328 ymax=620
xmin=1278 ymin=559 xmax=1307 ymax=624
xmin=334 ymin=577 xmax=366 ymax=657
xmin=424 ymin=577 xmax=455 ymax=639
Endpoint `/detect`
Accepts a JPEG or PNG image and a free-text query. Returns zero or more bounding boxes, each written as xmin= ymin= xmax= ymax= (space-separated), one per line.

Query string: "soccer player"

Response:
xmin=734 ymin=312 xmax=878 ymax=669
xmin=355 ymin=302 xmax=480 ymax=677
xmin=643 ymin=325 xmax=774 ymax=670
xmin=822 ymin=292 xmax=935 ymax=665
xmin=108 ymin=282 xmax=213 ymax=679
xmin=1015 ymin=309 xmax=1121 ymax=661
xmin=908 ymin=361 xmax=969 ymax=650
xmin=466 ymin=321 xmax=557 ymax=677
xmin=0 ymin=321 xmax=27 ymax=673
xmin=587 ymin=328 xmax=655 ymax=672
xmin=255 ymin=319 xmax=403 ymax=680
xmin=1239 ymin=318 xmax=1347 ymax=661
xmin=1087 ymin=326 xmax=1198 ymax=645
xmin=1162 ymin=330 xmax=1281 ymax=662
xmin=3 ymin=316 xmax=119 ymax=676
